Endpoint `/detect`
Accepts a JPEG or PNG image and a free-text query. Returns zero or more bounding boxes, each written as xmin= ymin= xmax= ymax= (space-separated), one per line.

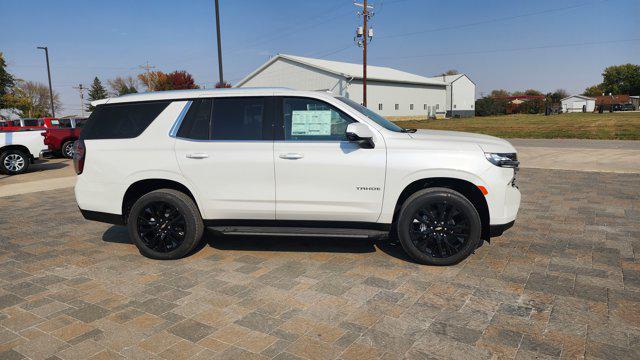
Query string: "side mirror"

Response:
xmin=346 ymin=123 xmax=375 ymax=149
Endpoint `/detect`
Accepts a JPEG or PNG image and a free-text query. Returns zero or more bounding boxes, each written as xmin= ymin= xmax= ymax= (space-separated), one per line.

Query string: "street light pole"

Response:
xmin=37 ymin=46 xmax=55 ymax=117
xmin=214 ymin=0 xmax=224 ymax=85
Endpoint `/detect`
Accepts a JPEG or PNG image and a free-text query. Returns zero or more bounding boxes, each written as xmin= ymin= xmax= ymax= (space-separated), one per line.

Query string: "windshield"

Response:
xmin=336 ymin=97 xmax=404 ymax=132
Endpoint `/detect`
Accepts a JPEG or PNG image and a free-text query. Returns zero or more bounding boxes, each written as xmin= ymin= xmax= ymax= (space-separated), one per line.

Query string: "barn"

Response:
xmin=428 ymin=74 xmax=476 ymax=117
xmin=236 ymin=54 xmax=448 ymax=118
xmin=561 ymin=95 xmax=596 ymax=113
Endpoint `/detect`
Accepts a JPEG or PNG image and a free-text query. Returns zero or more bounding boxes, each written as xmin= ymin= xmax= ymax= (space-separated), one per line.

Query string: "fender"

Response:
xmin=121 ymin=169 xmax=204 ymax=214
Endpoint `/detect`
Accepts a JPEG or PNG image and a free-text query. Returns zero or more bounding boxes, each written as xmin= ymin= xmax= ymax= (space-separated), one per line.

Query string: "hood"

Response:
xmin=408 ymin=129 xmax=516 ymax=153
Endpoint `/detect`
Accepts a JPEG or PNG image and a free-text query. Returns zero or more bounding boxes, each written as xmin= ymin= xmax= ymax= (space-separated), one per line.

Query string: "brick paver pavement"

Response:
xmin=0 ymin=168 xmax=638 ymax=359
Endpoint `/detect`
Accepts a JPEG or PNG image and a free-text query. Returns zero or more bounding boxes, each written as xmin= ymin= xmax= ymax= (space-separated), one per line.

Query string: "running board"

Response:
xmin=208 ymin=226 xmax=389 ymax=239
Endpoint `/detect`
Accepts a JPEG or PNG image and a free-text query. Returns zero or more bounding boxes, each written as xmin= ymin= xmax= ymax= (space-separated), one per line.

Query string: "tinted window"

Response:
xmin=81 ymin=101 xmax=171 ymax=140
xmin=22 ymin=119 xmax=40 ymax=126
xmin=58 ymin=119 xmax=72 ymax=128
xmin=282 ymin=97 xmax=355 ymax=141
xmin=336 ymin=97 xmax=403 ymax=132
xmin=177 ymin=99 xmax=212 ymax=140
xmin=211 ymin=97 xmax=264 ymax=140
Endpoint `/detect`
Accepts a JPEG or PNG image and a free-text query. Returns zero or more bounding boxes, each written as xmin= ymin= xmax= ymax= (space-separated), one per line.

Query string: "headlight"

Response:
xmin=485 ymin=152 xmax=519 ymax=168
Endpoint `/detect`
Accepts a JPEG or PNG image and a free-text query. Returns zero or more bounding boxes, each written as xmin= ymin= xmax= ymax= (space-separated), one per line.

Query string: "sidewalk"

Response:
xmin=509 ymin=139 xmax=640 ymax=174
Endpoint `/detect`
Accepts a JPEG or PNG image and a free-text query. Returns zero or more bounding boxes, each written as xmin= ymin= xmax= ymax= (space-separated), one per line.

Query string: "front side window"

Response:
xmin=58 ymin=119 xmax=72 ymax=128
xmin=283 ymin=97 xmax=354 ymax=141
xmin=336 ymin=97 xmax=404 ymax=132
xmin=211 ymin=97 xmax=264 ymax=140
xmin=177 ymin=99 xmax=212 ymax=140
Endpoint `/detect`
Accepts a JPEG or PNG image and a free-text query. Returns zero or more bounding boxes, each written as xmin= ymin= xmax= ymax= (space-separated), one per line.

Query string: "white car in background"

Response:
xmin=0 ymin=130 xmax=47 ymax=175
xmin=74 ymin=88 xmax=521 ymax=265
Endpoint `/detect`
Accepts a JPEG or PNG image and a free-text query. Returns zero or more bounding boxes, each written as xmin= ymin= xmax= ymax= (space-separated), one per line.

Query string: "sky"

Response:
xmin=1 ymin=0 xmax=638 ymax=116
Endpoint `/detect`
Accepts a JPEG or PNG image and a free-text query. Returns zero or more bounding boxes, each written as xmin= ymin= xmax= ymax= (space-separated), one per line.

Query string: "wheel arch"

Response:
xmin=0 ymin=145 xmax=33 ymax=162
xmin=392 ymin=177 xmax=491 ymax=240
xmin=122 ymin=178 xmax=199 ymax=224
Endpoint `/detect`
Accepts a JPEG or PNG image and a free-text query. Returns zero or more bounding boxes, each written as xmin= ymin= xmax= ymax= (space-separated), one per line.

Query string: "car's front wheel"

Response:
xmin=127 ymin=189 xmax=204 ymax=260
xmin=396 ymin=187 xmax=482 ymax=265
xmin=0 ymin=149 xmax=30 ymax=175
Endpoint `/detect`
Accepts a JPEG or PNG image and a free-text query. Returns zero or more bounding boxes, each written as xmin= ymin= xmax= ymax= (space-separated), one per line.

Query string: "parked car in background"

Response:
xmin=75 ymin=88 xmax=521 ymax=265
xmin=620 ymin=103 xmax=635 ymax=111
xmin=42 ymin=126 xmax=83 ymax=158
xmin=0 ymin=117 xmax=62 ymax=132
xmin=0 ymin=129 xmax=46 ymax=175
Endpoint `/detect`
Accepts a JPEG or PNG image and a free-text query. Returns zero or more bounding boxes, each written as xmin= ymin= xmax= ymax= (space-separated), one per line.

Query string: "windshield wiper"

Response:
xmin=401 ymin=128 xmax=417 ymax=133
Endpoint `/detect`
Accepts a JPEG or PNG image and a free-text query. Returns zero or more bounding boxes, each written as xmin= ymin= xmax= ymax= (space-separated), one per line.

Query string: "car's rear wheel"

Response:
xmin=127 ymin=189 xmax=204 ymax=260
xmin=0 ymin=150 xmax=29 ymax=175
xmin=396 ymin=187 xmax=482 ymax=265
xmin=61 ymin=140 xmax=75 ymax=159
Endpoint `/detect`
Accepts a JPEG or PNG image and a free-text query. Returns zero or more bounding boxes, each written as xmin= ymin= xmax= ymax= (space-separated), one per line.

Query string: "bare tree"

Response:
xmin=13 ymin=80 xmax=61 ymax=117
xmin=108 ymin=76 xmax=138 ymax=96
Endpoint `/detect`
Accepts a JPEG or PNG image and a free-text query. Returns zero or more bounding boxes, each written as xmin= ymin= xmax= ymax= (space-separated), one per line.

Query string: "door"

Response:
xmin=274 ymin=97 xmax=386 ymax=222
xmin=174 ymin=97 xmax=275 ymax=220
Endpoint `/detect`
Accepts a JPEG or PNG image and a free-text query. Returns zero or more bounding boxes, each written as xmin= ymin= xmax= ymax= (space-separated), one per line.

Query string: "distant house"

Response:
xmin=426 ymin=74 xmax=476 ymax=117
xmin=595 ymin=94 xmax=631 ymax=107
xmin=631 ymin=96 xmax=639 ymax=110
xmin=493 ymin=95 xmax=546 ymax=114
xmin=561 ymin=95 xmax=595 ymax=113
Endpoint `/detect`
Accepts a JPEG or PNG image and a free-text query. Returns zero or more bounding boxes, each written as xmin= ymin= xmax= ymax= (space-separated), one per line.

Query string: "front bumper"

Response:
xmin=489 ymin=220 xmax=515 ymax=237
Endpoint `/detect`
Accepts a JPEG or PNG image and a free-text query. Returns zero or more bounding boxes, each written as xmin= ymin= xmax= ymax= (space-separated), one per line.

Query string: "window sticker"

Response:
xmin=291 ymin=110 xmax=332 ymax=136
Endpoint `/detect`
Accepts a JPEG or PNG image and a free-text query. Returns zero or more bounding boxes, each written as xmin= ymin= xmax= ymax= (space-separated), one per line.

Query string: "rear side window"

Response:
xmin=81 ymin=101 xmax=171 ymax=140
xmin=211 ymin=97 xmax=265 ymax=140
xmin=177 ymin=99 xmax=212 ymax=140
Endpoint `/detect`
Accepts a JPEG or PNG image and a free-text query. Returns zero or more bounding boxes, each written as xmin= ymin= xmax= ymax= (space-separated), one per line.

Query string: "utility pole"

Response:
xmin=214 ymin=0 xmax=224 ymax=85
xmin=37 ymin=46 xmax=55 ymax=117
xmin=73 ymin=84 xmax=86 ymax=117
xmin=354 ymin=1 xmax=373 ymax=107
xmin=139 ymin=61 xmax=156 ymax=90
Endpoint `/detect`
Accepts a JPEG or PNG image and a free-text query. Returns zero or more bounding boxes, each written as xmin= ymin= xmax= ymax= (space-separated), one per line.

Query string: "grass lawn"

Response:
xmin=390 ymin=112 xmax=640 ymax=140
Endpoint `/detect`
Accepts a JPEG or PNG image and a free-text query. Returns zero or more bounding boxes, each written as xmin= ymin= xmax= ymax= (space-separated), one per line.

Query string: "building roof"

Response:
xmin=560 ymin=95 xmax=596 ymax=101
xmin=236 ymin=54 xmax=447 ymax=87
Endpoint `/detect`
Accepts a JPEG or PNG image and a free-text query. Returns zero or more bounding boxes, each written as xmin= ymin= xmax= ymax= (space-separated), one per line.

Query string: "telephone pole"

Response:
xmin=354 ymin=1 xmax=373 ymax=107
xmin=73 ymin=84 xmax=86 ymax=117
xmin=214 ymin=0 xmax=224 ymax=85
xmin=36 ymin=46 xmax=55 ymax=117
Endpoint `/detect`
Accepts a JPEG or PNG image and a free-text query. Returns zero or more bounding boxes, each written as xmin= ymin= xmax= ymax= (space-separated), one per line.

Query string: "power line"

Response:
xmin=379 ymin=0 xmax=610 ymax=39
xmin=72 ymin=84 xmax=86 ymax=117
xmin=372 ymin=38 xmax=640 ymax=60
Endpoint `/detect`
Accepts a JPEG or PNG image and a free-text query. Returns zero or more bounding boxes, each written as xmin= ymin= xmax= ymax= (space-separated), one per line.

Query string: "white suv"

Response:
xmin=75 ymin=88 xmax=520 ymax=265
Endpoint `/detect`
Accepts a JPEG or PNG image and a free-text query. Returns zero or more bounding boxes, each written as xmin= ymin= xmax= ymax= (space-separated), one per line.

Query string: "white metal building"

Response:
xmin=561 ymin=95 xmax=596 ymax=113
xmin=428 ymin=74 xmax=476 ymax=117
xmin=236 ymin=54 xmax=448 ymax=118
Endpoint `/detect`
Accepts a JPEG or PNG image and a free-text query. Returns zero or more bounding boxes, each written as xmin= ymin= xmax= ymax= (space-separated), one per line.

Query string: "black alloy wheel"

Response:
xmin=397 ymin=187 xmax=481 ymax=265
xmin=137 ymin=201 xmax=187 ymax=253
xmin=128 ymin=189 xmax=204 ymax=260
xmin=408 ymin=202 xmax=470 ymax=259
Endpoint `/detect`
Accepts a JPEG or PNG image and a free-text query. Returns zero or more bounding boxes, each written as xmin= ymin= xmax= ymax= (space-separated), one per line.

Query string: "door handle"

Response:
xmin=186 ymin=153 xmax=209 ymax=159
xmin=279 ymin=153 xmax=304 ymax=160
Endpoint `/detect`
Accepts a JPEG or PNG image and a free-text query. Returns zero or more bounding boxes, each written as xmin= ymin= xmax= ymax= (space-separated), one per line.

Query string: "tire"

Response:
xmin=61 ymin=140 xmax=75 ymax=159
xmin=127 ymin=189 xmax=204 ymax=260
xmin=396 ymin=187 xmax=482 ymax=266
xmin=0 ymin=149 xmax=30 ymax=175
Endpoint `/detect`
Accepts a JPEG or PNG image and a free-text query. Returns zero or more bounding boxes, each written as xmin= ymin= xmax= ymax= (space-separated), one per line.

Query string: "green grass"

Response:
xmin=390 ymin=112 xmax=640 ymax=140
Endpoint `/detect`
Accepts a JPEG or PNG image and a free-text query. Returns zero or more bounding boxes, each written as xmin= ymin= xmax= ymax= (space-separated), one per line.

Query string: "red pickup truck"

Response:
xmin=42 ymin=127 xmax=82 ymax=158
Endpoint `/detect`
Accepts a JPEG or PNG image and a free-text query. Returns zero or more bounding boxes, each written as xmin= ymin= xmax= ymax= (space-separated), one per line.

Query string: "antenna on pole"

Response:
xmin=354 ymin=1 xmax=374 ymax=107
xmin=72 ymin=84 xmax=86 ymax=117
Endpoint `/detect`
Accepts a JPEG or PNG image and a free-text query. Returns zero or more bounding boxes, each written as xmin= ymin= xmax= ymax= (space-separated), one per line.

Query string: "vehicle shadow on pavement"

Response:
xmin=28 ymin=161 xmax=69 ymax=172
xmin=101 ymin=226 xmax=413 ymax=261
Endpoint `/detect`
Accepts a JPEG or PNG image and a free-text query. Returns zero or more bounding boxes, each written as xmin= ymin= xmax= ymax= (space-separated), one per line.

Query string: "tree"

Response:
xmin=87 ymin=77 xmax=108 ymax=111
xmin=164 ymin=71 xmax=198 ymax=90
xmin=0 ymin=52 xmax=16 ymax=109
xmin=138 ymin=71 xmax=167 ymax=92
xmin=215 ymin=81 xmax=232 ymax=88
xmin=546 ymin=89 xmax=568 ymax=104
xmin=600 ymin=64 xmax=640 ymax=95
xmin=436 ymin=69 xmax=459 ymax=77
xmin=475 ymin=96 xmax=508 ymax=116
xmin=10 ymin=80 xmax=61 ymax=118
xmin=524 ymin=89 xmax=543 ymax=96
xmin=490 ymin=89 xmax=509 ymax=98
xmin=108 ymin=76 xmax=138 ymax=96
xmin=583 ymin=84 xmax=603 ymax=97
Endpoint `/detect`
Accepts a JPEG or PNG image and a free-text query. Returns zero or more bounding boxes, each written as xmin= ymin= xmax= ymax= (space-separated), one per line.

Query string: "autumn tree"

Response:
xmin=490 ymin=89 xmax=509 ymax=98
xmin=108 ymin=76 xmax=138 ymax=96
xmin=138 ymin=70 xmax=198 ymax=91
xmin=435 ymin=69 xmax=459 ymax=77
xmin=215 ymin=81 xmax=232 ymax=88
xmin=87 ymin=77 xmax=108 ymax=111
xmin=163 ymin=71 xmax=198 ymax=90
